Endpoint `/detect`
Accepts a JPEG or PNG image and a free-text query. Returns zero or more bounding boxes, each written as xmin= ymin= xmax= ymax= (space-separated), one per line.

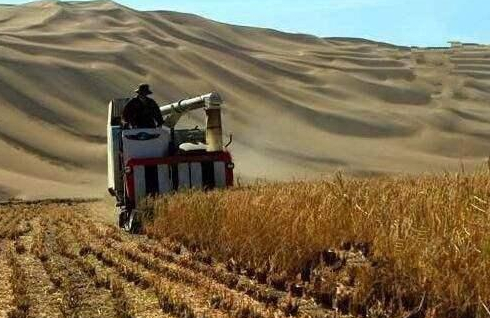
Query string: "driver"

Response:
xmin=122 ymin=84 xmax=164 ymax=129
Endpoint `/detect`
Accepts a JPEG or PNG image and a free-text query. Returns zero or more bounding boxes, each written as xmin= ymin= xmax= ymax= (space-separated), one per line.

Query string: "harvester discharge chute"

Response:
xmin=107 ymin=92 xmax=234 ymax=232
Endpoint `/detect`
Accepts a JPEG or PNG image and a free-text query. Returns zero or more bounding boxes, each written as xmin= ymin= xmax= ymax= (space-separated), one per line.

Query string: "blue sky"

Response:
xmin=4 ymin=0 xmax=490 ymax=47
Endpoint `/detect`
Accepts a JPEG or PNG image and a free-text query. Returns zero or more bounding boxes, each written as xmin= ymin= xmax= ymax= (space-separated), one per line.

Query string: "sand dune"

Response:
xmin=0 ymin=0 xmax=489 ymax=199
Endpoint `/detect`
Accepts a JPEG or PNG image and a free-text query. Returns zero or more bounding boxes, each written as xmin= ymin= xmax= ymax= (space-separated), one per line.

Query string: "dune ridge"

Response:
xmin=0 ymin=0 xmax=489 ymax=199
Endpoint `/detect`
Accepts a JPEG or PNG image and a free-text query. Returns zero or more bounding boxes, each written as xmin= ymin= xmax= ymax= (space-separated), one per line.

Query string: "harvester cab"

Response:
xmin=107 ymin=92 xmax=234 ymax=232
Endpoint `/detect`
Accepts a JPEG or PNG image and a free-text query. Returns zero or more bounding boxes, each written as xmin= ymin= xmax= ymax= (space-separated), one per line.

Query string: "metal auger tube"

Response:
xmin=159 ymin=92 xmax=223 ymax=116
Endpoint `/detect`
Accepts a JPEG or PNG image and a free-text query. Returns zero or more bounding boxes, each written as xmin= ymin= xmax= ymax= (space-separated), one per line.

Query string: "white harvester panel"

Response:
xmin=178 ymin=163 xmax=190 ymax=190
xmin=176 ymin=162 xmax=226 ymax=190
xmin=157 ymin=165 xmax=172 ymax=193
xmin=133 ymin=165 xmax=147 ymax=203
xmin=190 ymin=162 xmax=203 ymax=189
xmin=131 ymin=160 xmax=230 ymax=205
xmin=132 ymin=164 xmax=174 ymax=205
xmin=107 ymin=98 xmax=129 ymax=195
xmin=214 ymin=162 xmax=227 ymax=187
xmin=122 ymin=128 xmax=171 ymax=162
xmin=107 ymin=126 xmax=122 ymax=193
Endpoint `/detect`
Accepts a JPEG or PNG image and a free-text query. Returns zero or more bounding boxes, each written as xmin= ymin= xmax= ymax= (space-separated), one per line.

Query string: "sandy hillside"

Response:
xmin=0 ymin=0 xmax=489 ymax=199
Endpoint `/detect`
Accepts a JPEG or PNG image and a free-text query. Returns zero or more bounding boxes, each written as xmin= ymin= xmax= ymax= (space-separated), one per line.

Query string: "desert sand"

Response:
xmin=0 ymin=0 xmax=489 ymax=199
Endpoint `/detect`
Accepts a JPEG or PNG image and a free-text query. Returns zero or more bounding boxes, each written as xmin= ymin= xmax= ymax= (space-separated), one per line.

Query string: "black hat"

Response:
xmin=135 ymin=83 xmax=153 ymax=95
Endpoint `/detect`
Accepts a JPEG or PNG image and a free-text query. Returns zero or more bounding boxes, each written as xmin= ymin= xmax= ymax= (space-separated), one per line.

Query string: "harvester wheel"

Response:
xmin=115 ymin=206 xmax=125 ymax=228
xmin=124 ymin=209 xmax=142 ymax=234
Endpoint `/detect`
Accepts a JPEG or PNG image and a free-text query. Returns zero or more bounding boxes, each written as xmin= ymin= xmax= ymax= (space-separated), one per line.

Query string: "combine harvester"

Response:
xmin=107 ymin=92 xmax=234 ymax=232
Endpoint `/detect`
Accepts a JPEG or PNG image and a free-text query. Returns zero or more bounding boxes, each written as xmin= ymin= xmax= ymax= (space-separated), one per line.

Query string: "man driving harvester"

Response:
xmin=122 ymin=84 xmax=164 ymax=129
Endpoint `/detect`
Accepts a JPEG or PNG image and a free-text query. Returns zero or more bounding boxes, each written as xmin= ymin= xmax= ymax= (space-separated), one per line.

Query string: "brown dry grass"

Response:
xmin=145 ymin=170 xmax=490 ymax=317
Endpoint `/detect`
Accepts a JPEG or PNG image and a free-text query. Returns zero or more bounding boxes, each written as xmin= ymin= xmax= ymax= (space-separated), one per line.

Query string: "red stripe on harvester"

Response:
xmin=126 ymin=151 xmax=233 ymax=167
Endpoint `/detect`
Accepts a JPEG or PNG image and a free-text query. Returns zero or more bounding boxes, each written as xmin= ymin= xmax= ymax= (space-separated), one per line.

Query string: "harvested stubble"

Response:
xmin=145 ymin=171 xmax=490 ymax=317
xmin=7 ymin=247 xmax=30 ymax=318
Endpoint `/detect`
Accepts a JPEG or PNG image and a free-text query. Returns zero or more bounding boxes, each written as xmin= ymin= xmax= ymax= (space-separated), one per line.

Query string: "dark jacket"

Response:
xmin=122 ymin=96 xmax=164 ymax=129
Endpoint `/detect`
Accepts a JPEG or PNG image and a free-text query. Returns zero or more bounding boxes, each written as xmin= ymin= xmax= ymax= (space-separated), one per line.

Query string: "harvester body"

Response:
xmin=107 ymin=92 xmax=234 ymax=231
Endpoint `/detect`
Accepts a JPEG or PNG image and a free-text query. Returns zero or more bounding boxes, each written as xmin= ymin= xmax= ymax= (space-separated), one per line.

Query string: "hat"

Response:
xmin=135 ymin=84 xmax=153 ymax=95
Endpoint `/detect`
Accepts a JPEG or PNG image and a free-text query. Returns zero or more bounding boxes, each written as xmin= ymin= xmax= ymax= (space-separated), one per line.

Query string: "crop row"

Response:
xmin=73 ymin=215 xmax=308 ymax=317
xmin=70 ymin=216 xmax=276 ymax=318
xmin=7 ymin=244 xmax=30 ymax=318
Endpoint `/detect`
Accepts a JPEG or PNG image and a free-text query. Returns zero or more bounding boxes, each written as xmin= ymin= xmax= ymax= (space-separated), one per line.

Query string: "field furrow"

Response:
xmin=57 ymin=215 xmax=173 ymax=318
xmin=44 ymin=215 xmax=118 ymax=318
xmin=74 ymin=208 xmax=333 ymax=318
xmin=15 ymin=229 xmax=63 ymax=318
xmin=74 ymin=231 xmax=232 ymax=318
xmin=0 ymin=241 xmax=14 ymax=318
xmin=81 ymin=253 xmax=172 ymax=318
xmin=0 ymin=201 xmax=346 ymax=318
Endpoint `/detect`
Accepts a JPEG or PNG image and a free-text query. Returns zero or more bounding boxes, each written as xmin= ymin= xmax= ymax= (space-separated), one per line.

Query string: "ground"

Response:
xmin=0 ymin=200 xmax=343 ymax=318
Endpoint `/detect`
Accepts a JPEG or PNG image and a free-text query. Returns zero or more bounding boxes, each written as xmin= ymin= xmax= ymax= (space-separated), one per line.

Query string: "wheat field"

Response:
xmin=144 ymin=169 xmax=490 ymax=318
xmin=0 ymin=171 xmax=489 ymax=318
